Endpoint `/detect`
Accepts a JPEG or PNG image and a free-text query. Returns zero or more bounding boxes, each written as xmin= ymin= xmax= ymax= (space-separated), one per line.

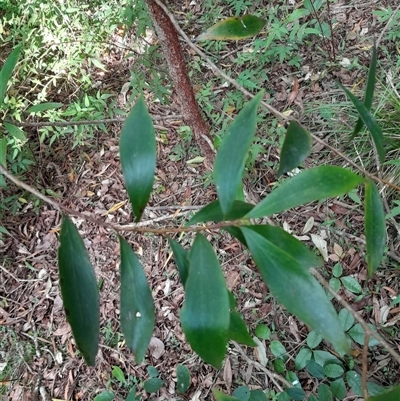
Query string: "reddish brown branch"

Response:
xmin=145 ymin=0 xmax=214 ymax=165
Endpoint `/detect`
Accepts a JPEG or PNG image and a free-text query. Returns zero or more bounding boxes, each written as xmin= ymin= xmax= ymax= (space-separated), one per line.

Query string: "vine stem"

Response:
xmin=152 ymin=0 xmax=400 ymax=194
xmin=311 ymin=268 xmax=400 ymax=366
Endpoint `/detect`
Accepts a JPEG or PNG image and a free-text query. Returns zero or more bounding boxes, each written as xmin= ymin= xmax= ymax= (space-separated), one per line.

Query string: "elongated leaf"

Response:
xmin=180 ymin=234 xmax=230 ymax=368
xmin=187 ymin=200 xmax=254 ymax=226
xmin=0 ymin=137 xmax=7 ymax=188
xmin=278 ymin=121 xmax=312 ymax=177
xmin=93 ymin=390 xmax=115 ymax=401
xmin=27 ymin=102 xmax=63 ymax=113
xmin=119 ymin=236 xmax=155 ymax=363
xmin=368 ymin=385 xmax=400 ymax=401
xmin=197 ymin=15 xmax=266 ymax=41
xmin=341 ymin=84 xmax=385 ymax=163
xmin=229 ymin=311 xmax=256 ymax=346
xmin=168 ymin=238 xmax=189 ymax=287
xmin=213 ymin=389 xmax=241 ymax=401
xmin=352 ymin=44 xmax=377 ymax=138
xmin=58 ymin=216 xmax=99 ymax=365
xmin=214 ymin=92 xmax=263 ymax=216
xmin=3 ymin=122 xmax=27 ymax=141
xmin=242 ymin=227 xmax=350 ymax=354
xmin=247 ymin=166 xmax=364 ymax=219
xmin=120 ymin=96 xmax=156 ymax=222
xmin=364 ymin=179 xmax=386 ymax=277
xmin=176 ymin=364 xmax=191 ymax=393
xmin=0 ymin=45 xmax=21 ymax=107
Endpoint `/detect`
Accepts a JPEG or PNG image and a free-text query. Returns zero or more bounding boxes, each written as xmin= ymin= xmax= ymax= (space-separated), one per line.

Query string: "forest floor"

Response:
xmin=1 ymin=1 xmax=400 ymax=400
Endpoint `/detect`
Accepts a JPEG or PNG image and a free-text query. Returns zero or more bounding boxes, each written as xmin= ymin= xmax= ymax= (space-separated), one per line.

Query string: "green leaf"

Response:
xmin=120 ymin=96 xmax=156 ymax=222
xmin=277 ymin=392 xmax=290 ymax=401
xmin=126 ymin=388 xmax=138 ymax=401
xmin=340 ymin=84 xmax=385 ymax=163
xmin=255 ymin=324 xmax=271 ymax=340
xmin=347 ymin=323 xmax=380 ymax=347
xmin=186 ymin=200 xmax=254 ymax=226
xmin=368 ymin=385 xmax=400 ymax=401
xmin=286 ymin=388 xmax=306 ymax=400
xmin=312 ymin=350 xmax=341 ymax=367
xmin=340 ymin=276 xmax=362 ymax=294
xmin=0 ymin=225 xmax=11 ymax=235
xmin=112 ymin=366 xmax=126 ymax=384
xmin=176 ymin=364 xmax=191 ymax=394
xmin=0 ymin=137 xmax=7 ymax=188
xmin=248 ymin=389 xmax=267 ymax=401
xmin=168 ymin=238 xmax=189 ymax=287
xmin=306 ymin=331 xmax=323 ymax=349
xmin=295 ymin=347 xmax=312 ymax=370
xmin=338 ymin=308 xmax=354 ymax=331
xmin=352 ymin=44 xmax=377 ymax=138
xmin=306 ymin=360 xmax=325 ymax=379
xmin=247 ymin=166 xmax=364 ymax=219
xmin=330 ymin=378 xmax=346 ymax=400
xmin=274 ymin=359 xmax=286 ymax=374
xmin=93 ymin=390 xmax=115 ymax=401
xmin=229 ymin=311 xmax=256 ymax=346
xmin=0 ymin=45 xmax=21 ymax=107
xmin=26 ymin=102 xmax=63 ymax=113
xmin=364 ymin=179 xmax=386 ymax=277
xmin=213 ymin=389 xmax=242 ymax=401
xmin=58 ymin=216 xmax=99 ymax=366
xmin=318 ymin=383 xmax=333 ymax=401
xmin=324 ymin=363 xmax=344 ymax=378
xmin=278 ymin=121 xmax=312 ymax=177
xmin=233 ymin=386 xmax=250 ymax=401
xmin=270 ymin=340 xmax=287 ymax=359
xmin=214 ymin=91 xmax=263 ymax=216
xmin=241 ymin=227 xmax=350 ymax=354
xmin=180 ymin=234 xmax=230 ymax=368
xmin=144 ymin=377 xmax=163 ymax=393
xmin=197 ymin=15 xmax=266 ymax=41
xmin=147 ymin=366 xmax=159 ymax=378
xmin=248 ymin=225 xmax=322 ymax=269
xmin=346 ymin=371 xmax=385 ymax=397
xmin=119 ymin=236 xmax=155 ymax=363
xmin=3 ymin=122 xmax=27 ymax=141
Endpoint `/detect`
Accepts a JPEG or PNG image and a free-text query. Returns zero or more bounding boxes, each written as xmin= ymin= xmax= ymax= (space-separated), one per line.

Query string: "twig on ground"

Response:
xmin=311 ymin=268 xmax=400 ymax=366
xmin=362 ymin=333 xmax=370 ymax=400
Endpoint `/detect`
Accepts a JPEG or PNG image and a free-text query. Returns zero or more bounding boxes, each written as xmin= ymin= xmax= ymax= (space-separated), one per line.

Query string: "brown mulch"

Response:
xmin=1 ymin=1 xmax=400 ymax=400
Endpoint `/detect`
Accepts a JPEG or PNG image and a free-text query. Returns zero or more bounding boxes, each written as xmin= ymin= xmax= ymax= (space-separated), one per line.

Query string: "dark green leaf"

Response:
xmin=274 ymin=359 xmax=286 ymax=374
xmin=278 ymin=121 xmax=312 ymax=177
xmin=286 ymin=372 xmax=301 ymax=388
xmin=318 ymin=383 xmax=333 ymax=401
xmin=306 ymin=331 xmax=323 ymax=349
xmin=0 ymin=45 xmax=21 ymax=106
xmin=286 ymin=388 xmax=306 ymax=400
xmin=340 ymin=276 xmax=362 ymax=294
xmin=126 ymin=388 xmax=138 ymax=401
xmin=197 ymin=15 xmax=266 ymax=41
xmin=176 ymin=364 xmax=191 ymax=393
xmin=247 ymin=166 xmax=364 ymax=219
xmin=58 ymin=216 xmax=99 ymax=366
xmin=338 ymin=309 xmax=354 ymax=331
xmin=312 ymin=350 xmax=341 ymax=367
xmin=0 ymin=137 xmax=7 ymax=187
xmin=241 ymin=228 xmax=350 ymax=354
xmin=306 ymin=360 xmax=325 ymax=379
xmin=233 ymin=386 xmax=250 ymax=401
xmin=248 ymin=389 xmax=267 ymax=401
xmin=347 ymin=323 xmax=380 ymax=347
xmin=352 ymin=44 xmax=377 ymax=138
xmin=324 ymin=363 xmax=344 ymax=378
xmin=340 ymin=84 xmax=385 ymax=163
xmin=119 ymin=236 xmax=155 ymax=363
xmin=112 ymin=366 xmax=126 ymax=384
xmin=295 ymin=347 xmax=312 ymax=370
xmin=255 ymin=324 xmax=271 ymax=340
xmin=120 ymin=96 xmax=156 ymax=222
xmin=26 ymin=102 xmax=63 ymax=113
xmin=368 ymin=385 xmax=400 ymax=401
xmin=307 ymin=396 xmax=319 ymax=401
xmin=229 ymin=311 xmax=256 ymax=346
xmin=330 ymin=378 xmax=346 ymax=400
xmin=249 ymin=226 xmax=322 ymax=269
xmin=346 ymin=371 xmax=385 ymax=397
xmin=144 ymin=377 xmax=163 ymax=393
xmin=93 ymin=390 xmax=115 ymax=401
xmin=214 ymin=92 xmax=263 ymax=216
xmin=213 ymin=389 xmax=242 ymax=401
xmin=364 ymin=179 xmax=386 ymax=277
xmin=224 ymin=226 xmax=247 ymax=245
xmin=228 ymin=290 xmax=237 ymax=309
xmin=277 ymin=392 xmax=290 ymax=401
xmin=147 ymin=366 xmax=159 ymax=378
xmin=180 ymin=234 xmax=230 ymax=368
xmin=270 ymin=340 xmax=287 ymax=358
xmin=3 ymin=122 xmax=27 ymax=141
xmin=168 ymin=238 xmax=189 ymax=287
xmin=186 ymin=200 xmax=254 ymax=226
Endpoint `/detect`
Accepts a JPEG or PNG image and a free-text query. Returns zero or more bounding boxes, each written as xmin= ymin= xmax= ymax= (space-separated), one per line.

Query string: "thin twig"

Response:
xmin=362 ymin=333 xmax=370 ymax=400
xmin=311 ymin=268 xmax=400 ymax=366
xmin=325 ymin=0 xmax=336 ymax=61
xmin=376 ymin=3 xmax=400 ymax=48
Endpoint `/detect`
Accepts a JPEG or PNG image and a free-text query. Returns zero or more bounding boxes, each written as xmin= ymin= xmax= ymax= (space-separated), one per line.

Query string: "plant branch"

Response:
xmin=311 ymin=268 xmax=400 ymax=366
